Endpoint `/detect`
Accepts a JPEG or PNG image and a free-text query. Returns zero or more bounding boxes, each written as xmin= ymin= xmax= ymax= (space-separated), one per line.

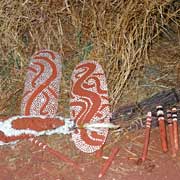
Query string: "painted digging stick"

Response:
xmin=172 ymin=107 xmax=179 ymax=151
xmin=141 ymin=112 xmax=152 ymax=162
xmin=98 ymin=146 xmax=120 ymax=178
xmin=29 ymin=137 xmax=83 ymax=171
xmin=156 ymin=106 xmax=168 ymax=152
xmin=167 ymin=110 xmax=176 ymax=157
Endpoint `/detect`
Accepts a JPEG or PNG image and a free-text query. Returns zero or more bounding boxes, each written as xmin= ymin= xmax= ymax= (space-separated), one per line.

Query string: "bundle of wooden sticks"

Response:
xmin=111 ymin=88 xmax=180 ymax=132
xmin=141 ymin=105 xmax=179 ymax=161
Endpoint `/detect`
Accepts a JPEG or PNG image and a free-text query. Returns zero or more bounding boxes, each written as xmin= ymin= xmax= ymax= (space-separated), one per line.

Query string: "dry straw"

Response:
xmin=0 ymin=0 xmax=179 ymax=115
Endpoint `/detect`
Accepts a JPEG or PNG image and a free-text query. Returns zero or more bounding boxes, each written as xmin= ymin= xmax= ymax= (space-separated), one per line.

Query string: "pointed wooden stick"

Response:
xmin=156 ymin=106 xmax=168 ymax=152
xmin=29 ymin=137 xmax=83 ymax=172
xmin=167 ymin=110 xmax=176 ymax=157
xmin=172 ymin=107 xmax=179 ymax=151
xmin=141 ymin=112 xmax=152 ymax=162
xmin=98 ymin=146 xmax=120 ymax=178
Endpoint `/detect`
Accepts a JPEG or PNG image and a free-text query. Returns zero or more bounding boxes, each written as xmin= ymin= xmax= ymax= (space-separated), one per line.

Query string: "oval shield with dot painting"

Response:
xmin=70 ymin=60 xmax=111 ymax=153
xmin=21 ymin=50 xmax=62 ymax=116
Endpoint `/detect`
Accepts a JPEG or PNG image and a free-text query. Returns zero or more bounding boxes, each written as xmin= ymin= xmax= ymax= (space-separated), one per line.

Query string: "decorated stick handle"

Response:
xmin=167 ymin=110 xmax=176 ymax=157
xmin=141 ymin=112 xmax=152 ymax=161
xmin=172 ymin=107 xmax=179 ymax=151
xmin=156 ymin=106 xmax=168 ymax=152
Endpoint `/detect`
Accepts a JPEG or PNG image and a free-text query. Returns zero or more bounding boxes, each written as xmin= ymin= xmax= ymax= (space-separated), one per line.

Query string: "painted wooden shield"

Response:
xmin=21 ymin=50 xmax=62 ymax=116
xmin=70 ymin=61 xmax=111 ymax=153
xmin=0 ymin=50 xmax=63 ymax=144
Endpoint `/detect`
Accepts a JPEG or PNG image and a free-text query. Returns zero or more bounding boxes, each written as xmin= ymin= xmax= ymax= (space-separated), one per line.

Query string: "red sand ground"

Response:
xmin=1 ymin=127 xmax=180 ymax=180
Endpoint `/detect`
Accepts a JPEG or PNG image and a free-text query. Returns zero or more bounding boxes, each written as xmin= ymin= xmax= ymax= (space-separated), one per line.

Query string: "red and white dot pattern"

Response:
xmin=21 ymin=50 xmax=62 ymax=116
xmin=70 ymin=61 xmax=111 ymax=153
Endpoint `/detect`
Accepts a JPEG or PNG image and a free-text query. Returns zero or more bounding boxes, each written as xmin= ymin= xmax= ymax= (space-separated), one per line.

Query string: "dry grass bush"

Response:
xmin=0 ymin=0 xmax=179 ymax=115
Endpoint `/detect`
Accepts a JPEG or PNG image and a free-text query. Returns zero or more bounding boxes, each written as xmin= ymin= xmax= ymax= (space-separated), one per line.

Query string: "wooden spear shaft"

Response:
xmin=141 ymin=112 xmax=152 ymax=161
xmin=29 ymin=137 xmax=83 ymax=171
xmin=98 ymin=147 xmax=120 ymax=178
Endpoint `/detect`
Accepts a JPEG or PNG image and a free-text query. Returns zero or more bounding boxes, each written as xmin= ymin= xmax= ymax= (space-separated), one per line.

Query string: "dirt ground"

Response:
xmin=0 ymin=22 xmax=179 ymax=180
xmin=0 ymin=31 xmax=179 ymax=180
xmin=1 ymin=126 xmax=180 ymax=180
xmin=0 ymin=1 xmax=179 ymax=180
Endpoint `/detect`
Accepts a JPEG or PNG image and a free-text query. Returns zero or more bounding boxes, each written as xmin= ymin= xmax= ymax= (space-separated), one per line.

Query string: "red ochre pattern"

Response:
xmin=21 ymin=50 xmax=62 ymax=116
xmin=12 ymin=117 xmax=65 ymax=131
xmin=0 ymin=116 xmax=65 ymax=143
xmin=70 ymin=61 xmax=111 ymax=153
